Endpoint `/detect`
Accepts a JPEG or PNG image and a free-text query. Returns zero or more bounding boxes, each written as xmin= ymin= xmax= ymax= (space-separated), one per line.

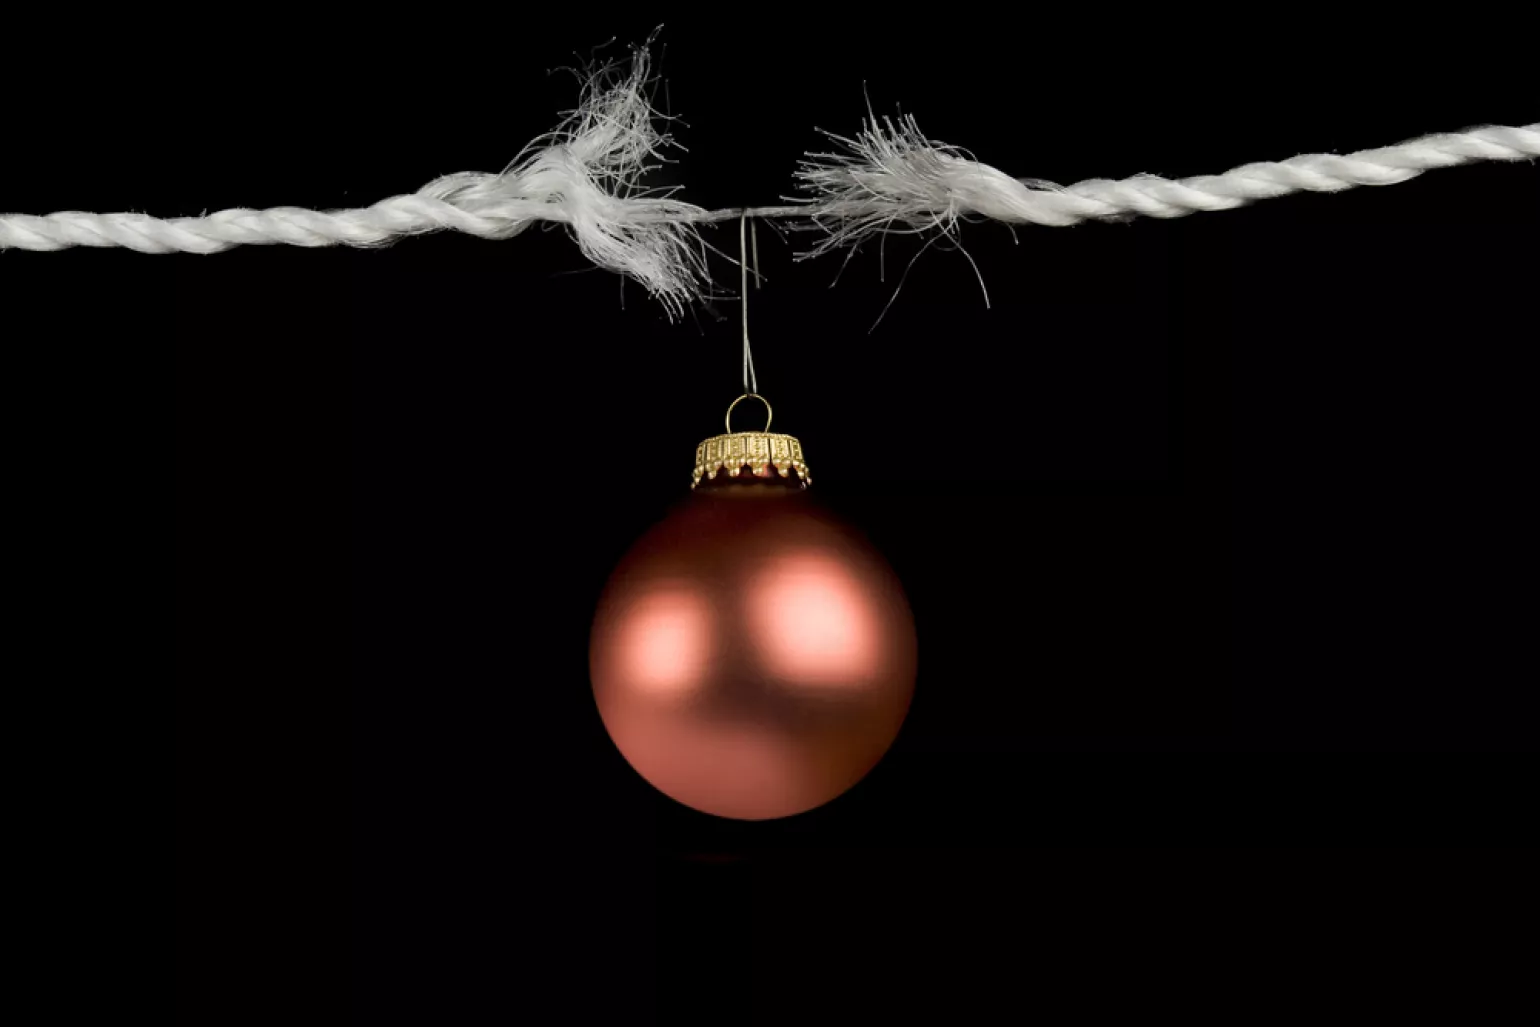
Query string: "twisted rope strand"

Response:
xmin=788 ymin=120 xmax=1539 ymax=256
xmin=2 ymin=43 xmax=1532 ymax=319
xmin=6 ymin=125 xmax=1532 ymax=255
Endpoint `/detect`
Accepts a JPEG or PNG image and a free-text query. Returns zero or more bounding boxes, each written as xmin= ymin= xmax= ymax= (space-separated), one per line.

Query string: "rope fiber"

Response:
xmin=3 ymin=44 xmax=1533 ymax=319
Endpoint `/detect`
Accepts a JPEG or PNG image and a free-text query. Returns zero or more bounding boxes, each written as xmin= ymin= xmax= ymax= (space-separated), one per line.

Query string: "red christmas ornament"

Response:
xmin=590 ymin=394 xmax=917 ymax=820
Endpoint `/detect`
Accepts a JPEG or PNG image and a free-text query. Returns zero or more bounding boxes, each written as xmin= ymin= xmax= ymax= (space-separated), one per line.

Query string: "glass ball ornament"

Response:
xmin=589 ymin=395 xmax=917 ymax=820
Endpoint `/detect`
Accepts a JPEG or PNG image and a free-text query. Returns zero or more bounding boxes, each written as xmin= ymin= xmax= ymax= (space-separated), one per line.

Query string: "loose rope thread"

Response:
xmin=2 ymin=43 xmax=1534 ymax=319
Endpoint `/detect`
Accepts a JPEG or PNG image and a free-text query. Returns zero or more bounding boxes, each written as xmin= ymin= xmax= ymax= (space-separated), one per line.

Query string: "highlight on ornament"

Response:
xmin=2 ymin=38 xmax=1533 ymax=320
xmin=589 ymin=394 xmax=916 ymax=820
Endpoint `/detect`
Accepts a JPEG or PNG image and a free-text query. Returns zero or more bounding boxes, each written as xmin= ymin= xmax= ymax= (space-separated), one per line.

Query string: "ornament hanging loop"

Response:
xmin=726 ymin=393 xmax=772 ymax=433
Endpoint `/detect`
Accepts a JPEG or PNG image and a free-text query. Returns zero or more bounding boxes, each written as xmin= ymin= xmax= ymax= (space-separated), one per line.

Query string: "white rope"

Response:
xmin=789 ymin=114 xmax=1540 ymax=258
xmin=0 ymin=46 xmax=717 ymax=320
xmin=3 ymin=41 xmax=1533 ymax=316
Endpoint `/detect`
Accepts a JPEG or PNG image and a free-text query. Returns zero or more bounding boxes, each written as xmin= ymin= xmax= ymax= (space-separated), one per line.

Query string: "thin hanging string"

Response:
xmin=740 ymin=209 xmax=760 ymax=396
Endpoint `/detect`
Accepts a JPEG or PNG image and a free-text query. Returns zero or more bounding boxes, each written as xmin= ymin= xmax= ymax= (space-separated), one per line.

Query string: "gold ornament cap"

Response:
xmin=692 ymin=394 xmax=811 ymax=489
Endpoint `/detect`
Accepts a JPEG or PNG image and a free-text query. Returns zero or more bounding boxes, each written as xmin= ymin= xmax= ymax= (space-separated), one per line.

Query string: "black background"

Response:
xmin=13 ymin=12 xmax=1520 ymax=1022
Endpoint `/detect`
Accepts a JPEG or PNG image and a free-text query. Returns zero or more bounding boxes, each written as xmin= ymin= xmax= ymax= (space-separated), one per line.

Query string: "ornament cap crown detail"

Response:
xmin=692 ymin=431 xmax=810 ymax=488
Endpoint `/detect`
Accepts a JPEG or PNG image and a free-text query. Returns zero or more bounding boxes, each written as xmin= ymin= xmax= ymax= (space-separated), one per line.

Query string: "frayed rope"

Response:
xmin=2 ymin=42 xmax=1534 ymax=320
